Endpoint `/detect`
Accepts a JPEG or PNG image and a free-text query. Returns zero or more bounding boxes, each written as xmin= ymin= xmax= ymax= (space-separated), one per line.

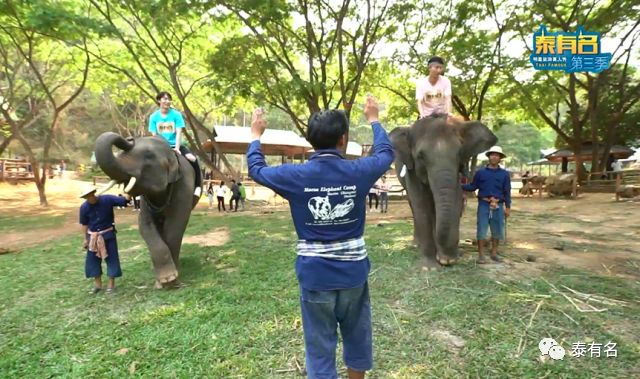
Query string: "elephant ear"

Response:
xmin=167 ymin=150 xmax=182 ymax=184
xmin=389 ymin=127 xmax=414 ymax=170
xmin=458 ymin=121 xmax=497 ymax=161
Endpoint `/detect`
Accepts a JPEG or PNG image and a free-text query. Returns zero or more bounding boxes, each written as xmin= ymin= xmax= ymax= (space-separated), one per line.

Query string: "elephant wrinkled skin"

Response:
xmin=390 ymin=117 xmax=497 ymax=269
xmin=95 ymin=132 xmax=199 ymax=287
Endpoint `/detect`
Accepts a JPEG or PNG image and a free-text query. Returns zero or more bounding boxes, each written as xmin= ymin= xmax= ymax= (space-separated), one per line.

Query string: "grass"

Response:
xmin=0 ymin=213 xmax=66 ymax=232
xmin=1 ymin=210 xmax=639 ymax=378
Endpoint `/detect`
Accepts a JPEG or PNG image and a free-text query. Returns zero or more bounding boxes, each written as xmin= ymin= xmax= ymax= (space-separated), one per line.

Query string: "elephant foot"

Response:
xmin=155 ymin=279 xmax=182 ymax=289
xmin=420 ymin=256 xmax=441 ymax=271
xmin=436 ymin=253 xmax=459 ymax=266
xmin=154 ymin=278 xmax=182 ymax=289
xmin=154 ymin=270 xmax=178 ymax=289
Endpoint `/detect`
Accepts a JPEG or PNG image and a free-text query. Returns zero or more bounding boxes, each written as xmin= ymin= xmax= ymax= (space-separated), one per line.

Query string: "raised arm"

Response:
xmin=354 ymin=96 xmax=394 ymax=178
xmin=246 ymin=108 xmax=293 ymax=197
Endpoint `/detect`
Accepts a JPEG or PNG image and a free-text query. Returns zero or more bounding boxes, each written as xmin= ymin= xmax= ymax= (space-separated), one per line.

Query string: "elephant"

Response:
xmin=389 ymin=116 xmax=497 ymax=269
xmin=95 ymin=132 xmax=199 ymax=287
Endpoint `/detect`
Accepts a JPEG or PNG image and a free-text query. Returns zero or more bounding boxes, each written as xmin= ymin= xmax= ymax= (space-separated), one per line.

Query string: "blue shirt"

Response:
xmin=79 ymin=195 xmax=128 ymax=239
xmin=247 ymin=122 xmax=394 ymax=290
xmin=462 ymin=166 xmax=512 ymax=208
xmin=148 ymin=108 xmax=185 ymax=147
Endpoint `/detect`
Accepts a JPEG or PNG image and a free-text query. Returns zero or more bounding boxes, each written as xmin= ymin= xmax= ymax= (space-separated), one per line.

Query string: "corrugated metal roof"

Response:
xmin=214 ymin=125 xmax=311 ymax=148
xmin=204 ymin=125 xmax=363 ymax=158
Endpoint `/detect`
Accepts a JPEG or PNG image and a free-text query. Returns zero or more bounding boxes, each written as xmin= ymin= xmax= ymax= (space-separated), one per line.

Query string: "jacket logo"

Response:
xmin=308 ymin=196 xmax=354 ymax=221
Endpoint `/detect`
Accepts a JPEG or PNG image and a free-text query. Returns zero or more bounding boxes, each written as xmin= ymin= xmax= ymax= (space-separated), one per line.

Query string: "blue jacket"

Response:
xmin=247 ymin=122 xmax=394 ymax=290
xmin=462 ymin=166 xmax=512 ymax=208
xmin=79 ymin=195 xmax=128 ymax=240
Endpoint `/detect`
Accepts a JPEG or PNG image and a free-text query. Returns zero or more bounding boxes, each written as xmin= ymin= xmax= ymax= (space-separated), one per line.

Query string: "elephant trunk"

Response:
xmin=430 ymin=169 xmax=462 ymax=258
xmin=95 ymin=132 xmax=134 ymax=183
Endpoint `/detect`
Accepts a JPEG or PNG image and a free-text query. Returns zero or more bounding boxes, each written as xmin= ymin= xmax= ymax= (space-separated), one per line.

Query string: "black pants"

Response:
xmin=177 ymin=145 xmax=202 ymax=190
xmin=379 ymin=192 xmax=389 ymax=213
xmin=368 ymin=193 xmax=379 ymax=209
xmin=133 ymin=197 xmax=140 ymax=210
xmin=229 ymin=196 xmax=240 ymax=212
xmin=217 ymin=196 xmax=226 ymax=212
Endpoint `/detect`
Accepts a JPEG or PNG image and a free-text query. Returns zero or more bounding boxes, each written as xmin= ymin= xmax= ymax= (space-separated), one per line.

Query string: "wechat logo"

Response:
xmin=539 ymin=337 xmax=566 ymax=360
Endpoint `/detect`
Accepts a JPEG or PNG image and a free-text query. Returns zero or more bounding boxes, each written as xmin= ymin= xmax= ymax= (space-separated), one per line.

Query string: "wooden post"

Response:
xmin=572 ymin=176 xmax=578 ymax=198
xmin=615 ymin=172 xmax=621 ymax=201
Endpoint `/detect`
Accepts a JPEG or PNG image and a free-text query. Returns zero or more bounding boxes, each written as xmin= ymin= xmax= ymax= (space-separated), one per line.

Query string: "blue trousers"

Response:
xmin=476 ymin=201 xmax=505 ymax=241
xmin=300 ymin=282 xmax=373 ymax=379
xmin=85 ymin=237 xmax=122 ymax=278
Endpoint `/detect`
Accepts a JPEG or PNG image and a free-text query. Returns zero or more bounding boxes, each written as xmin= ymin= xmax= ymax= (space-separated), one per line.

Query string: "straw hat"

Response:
xmin=485 ymin=146 xmax=506 ymax=158
xmin=79 ymin=185 xmax=97 ymax=198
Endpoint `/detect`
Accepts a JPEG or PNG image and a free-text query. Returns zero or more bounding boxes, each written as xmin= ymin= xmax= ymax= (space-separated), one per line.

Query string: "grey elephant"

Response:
xmin=389 ymin=117 xmax=497 ymax=269
xmin=95 ymin=132 xmax=199 ymax=287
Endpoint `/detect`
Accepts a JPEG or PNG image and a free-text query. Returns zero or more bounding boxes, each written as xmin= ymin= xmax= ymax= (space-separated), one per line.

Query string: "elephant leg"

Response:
xmin=405 ymin=173 xmax=439 ymax=270
xmin=406 ymin=197 xmax=419 ymax=248
xmin=162 ymin=213 xmax=190 ymax=271
xmin=139 ymin=208 xmax=178 ymax=284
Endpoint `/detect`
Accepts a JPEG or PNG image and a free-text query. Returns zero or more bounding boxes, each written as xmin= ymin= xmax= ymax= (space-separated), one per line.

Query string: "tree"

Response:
xmin=0 ymin=0 xmax=90 ymax=206
xmin=84 ymin=0 xmax=239 ymax=178
xmin=493 ymin=120 xmax=555 ymax=167
xmin=503 ymin=0 xmax=640 ymax=177
xmin=209 ymin=0 xmax=406 ymax=148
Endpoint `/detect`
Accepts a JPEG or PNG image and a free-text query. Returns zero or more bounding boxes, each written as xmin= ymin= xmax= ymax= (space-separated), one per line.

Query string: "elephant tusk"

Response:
xmin=124 ymin=177 xmax=137 ymax=193
xmin=400 ymin=164 xmax=407 ymax=178
xmin=97 ymin=180 xmax=117 ymax=195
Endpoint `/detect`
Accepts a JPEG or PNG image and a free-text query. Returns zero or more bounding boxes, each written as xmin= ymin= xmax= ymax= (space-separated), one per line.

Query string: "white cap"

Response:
xmin=79 ymin=185 xmax=97 ymax=198
xmin=485 ymin=146 xmax=506 ymax=158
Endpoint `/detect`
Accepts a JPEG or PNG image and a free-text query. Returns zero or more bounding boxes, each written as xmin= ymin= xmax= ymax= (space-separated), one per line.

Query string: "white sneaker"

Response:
xmin=194 ymin=187 xmax=202 ymax=197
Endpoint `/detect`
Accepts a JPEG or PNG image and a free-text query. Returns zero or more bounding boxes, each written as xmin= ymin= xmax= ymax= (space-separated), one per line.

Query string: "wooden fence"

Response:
xmin=0 ymin=159 xmax=34 ymax=182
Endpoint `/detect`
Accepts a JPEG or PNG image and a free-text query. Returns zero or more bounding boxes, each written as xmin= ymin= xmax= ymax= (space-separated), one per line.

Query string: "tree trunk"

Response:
xmin=0 ymin=134 xmax=15 ymax=156
xmin=35 ymin=177 xmax=48 ymax=207
xmin=14 ymin=131 xmax=48 ymax=206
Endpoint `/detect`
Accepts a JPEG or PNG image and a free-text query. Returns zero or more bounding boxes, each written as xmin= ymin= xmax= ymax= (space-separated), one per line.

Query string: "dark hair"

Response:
xmin=220 ymin=180 xmax=225 ymax=185
xmin=231 ymin=179 xmax=236 ymax=183
xmin=156 ymin=91 xmax=172 ymax=103
xmin=428 ymin=56 xmax=445 ymax=65
xmin=306 ymin=110 xmax=348 ymax=150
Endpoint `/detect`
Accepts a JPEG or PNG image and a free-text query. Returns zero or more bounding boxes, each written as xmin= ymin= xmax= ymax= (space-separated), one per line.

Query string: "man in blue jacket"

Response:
xmin=79 ymin=186 xmax=129 ymax=294
xmin=462 ymin=146 xmax=511 ymax=264
xmin=247 ymin=97 xmax=394 ymax=379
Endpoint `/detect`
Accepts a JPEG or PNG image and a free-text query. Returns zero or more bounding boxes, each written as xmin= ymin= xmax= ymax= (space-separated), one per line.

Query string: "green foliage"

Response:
xmin=209 ymin=0 xmax=408 ymax=133
xmin=493 ymin=121 xmax=556 ymax=166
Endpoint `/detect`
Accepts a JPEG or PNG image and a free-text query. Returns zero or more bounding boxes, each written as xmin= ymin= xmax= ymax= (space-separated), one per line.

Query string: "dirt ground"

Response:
xmin=1 ymin=179 xmax=639 ymax=280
